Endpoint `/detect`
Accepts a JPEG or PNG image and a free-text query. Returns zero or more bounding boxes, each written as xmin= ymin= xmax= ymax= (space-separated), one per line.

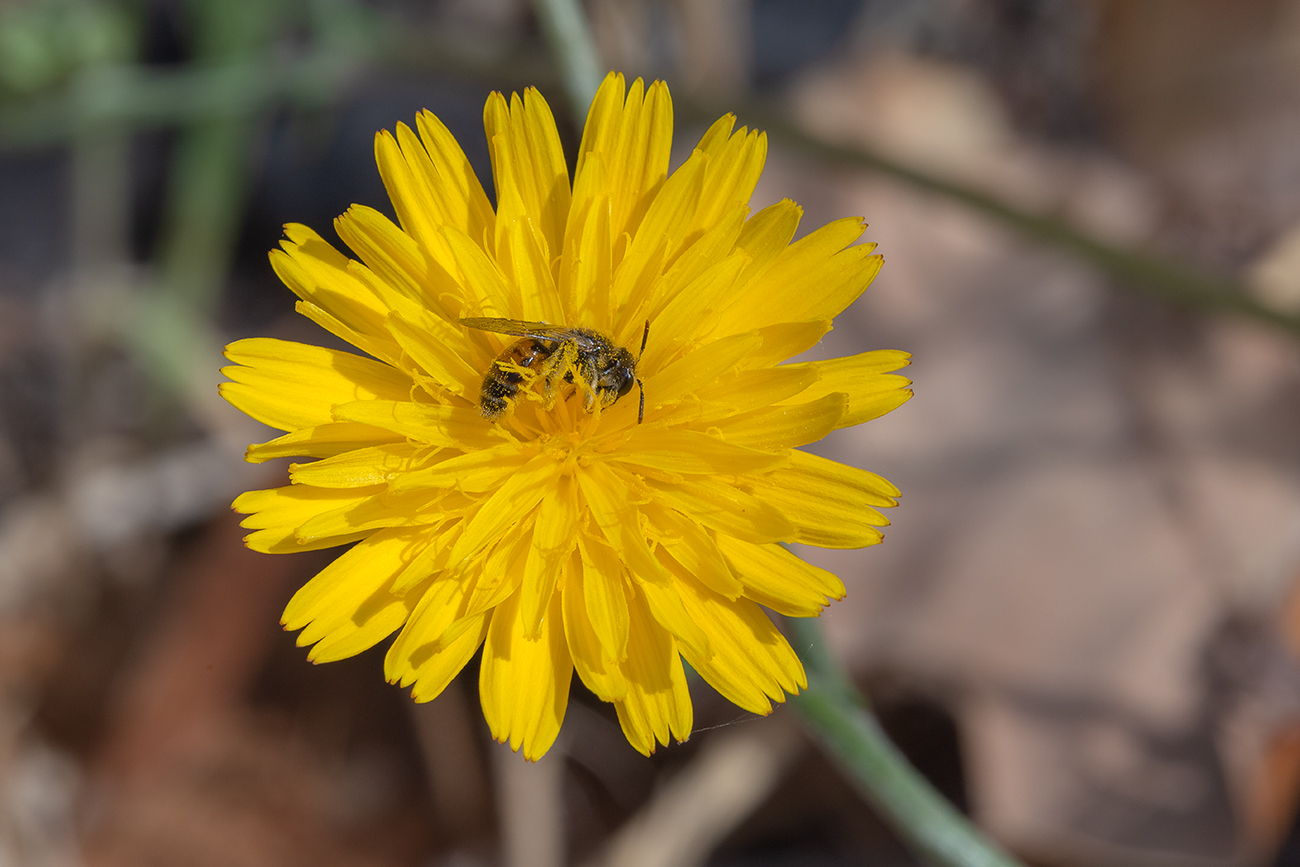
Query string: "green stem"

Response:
xmin=128 ymin=0 xmax=284 ymax=401
xmin=789 ymin=617 xmax=1025 ymax=867
xmin=2 ymin=51 xmax=358 ymax=150
xmin=155 ymin=0 xmax=279 ymax=312
xmin=531 ymin=0 xmax=604 ymax=118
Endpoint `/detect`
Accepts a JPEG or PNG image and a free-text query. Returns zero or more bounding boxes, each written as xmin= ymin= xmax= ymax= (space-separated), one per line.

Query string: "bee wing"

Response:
xmin=459 ymin=317 xmax=596 ymax=345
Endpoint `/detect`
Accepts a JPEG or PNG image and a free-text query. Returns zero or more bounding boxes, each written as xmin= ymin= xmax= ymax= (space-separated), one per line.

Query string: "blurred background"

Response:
xmin=3 ymin=0 xmax=1300 ymax=865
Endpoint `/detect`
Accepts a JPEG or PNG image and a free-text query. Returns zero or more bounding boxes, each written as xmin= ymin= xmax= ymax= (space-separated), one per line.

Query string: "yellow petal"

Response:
xmin=615 ymin=78 xmax=674 ymax=243
xmin=270 ymin=225 xmax=403 ymax=363
xmin=289 ymin=442 xmax=429 ymax=488
xmin=573 ymin=74 xmax=672 ymax=248
xmin=691 ymin=366 xmax=819 ymax=419
xmin=389 ymin=444 xmax=533 ymax=494
xmin=485 ymin=88 xmax=571 ymax=264
xmin=733 ymin=198 xmax=802 ymax=288
xmin=373 ymin=125 xmax=465 ymax=279
xmin=521 ymin=473 xmax=578 ymax=637
xmin=494 ymin=204 xmax=564 ymax=324
xmin=703 ymin=393 xmax=847 ymax=451
xmin=646 ymin=476 xmax=795 ymax=544
xmin=650 ymin=205 xmax=747 ymax=324
xmin=576 ymin=462 xmax=671 ymax=587
xmin=740 ymin=320 xmax=832 ymax=370
xmin=244 ymin=422 xmax=405 ymax=463
xmin=386 ymin=307 xmax=487 ymax=399
xmin=294 ymin=488 xmax=471 ymax=543
xmin=443 ymin=223 xmax=520 ymax=318
xmin=244 ymin=527 xmax=369 ymax=555
xmin=415 ymin=108 xmax=496 ymax=242
xmin=673 ymin=572 xmax=805 ymax=714
xmin=283 ymin=528 xmax=428 ymax=662
xmin=408 ymin=613 xmax=490 ymax=703
xmin=566 ymin=190 xmax=614 ymax=330
xmin=645 ymin=330 xmax=762 ymax=412
xmin=779 ymin=350 xmax=914 ymax=428
xmin=562 ymin=152 xmax=611 ymax=320
xmin=642 ymin=503 xmax=743 ymax=599
xmin=389 ymin=525 xmax=527 ymax=678
xmin=462 ymin=527 xmax=531 ymax=618
xmin=613 ymin=583 xmax=692 ymax=756
xmin=714 ymin=536 xmax=844 ymax=617
xmin=611 ymin=149 xmax=705 ymax=336
xmin=637 ymin=553 xmax=712 ymax=660
xmin=562 ymin=552 xmax=628 ymax=700
xmin=448 ymin=453 xmax=560 ymax=563
xmin=605 ymin=426 xmax=789 ymax=476
xmin=331 ymin=399 xmax=498 ymax=449
xmin=574 ymin=191 xmax=613 ymax=330
xmin=745 ymin=450 xmax=897 ymax=548
xmin=234 ymin=484 xmax=378 ymax=553
xmin=334 ymin=204 xmax=456 ymax=319
xmin=639 ymin=244 xmax=748 ymax=372
xmin=710 ymin=218 xmax=882 ymax=338
xmin=577 ymin=535 xmax=630 ymax=663
xmin=574 ymin=72 xmax=627 ymax=180
xmin=391 ymin=520 xmax=466 ymax=595
xmin=693 ymin=112 xmax=736 ymax=156
xmin=689 ymin=121 xmax=766 ymax=239
xmin=221 ymin=338 xmax=412 ymax=432
xmin=291 ymin=299 xmax=398 ymax=366
xmin=479 ymin=588 xmax=573 ymax=760
xmin=386 ymin=565 xmax=478 ymax=684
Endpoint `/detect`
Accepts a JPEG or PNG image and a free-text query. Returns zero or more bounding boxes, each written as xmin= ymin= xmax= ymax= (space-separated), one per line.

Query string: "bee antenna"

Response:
xmin=636 ymin=321 xmax=649 ymax=424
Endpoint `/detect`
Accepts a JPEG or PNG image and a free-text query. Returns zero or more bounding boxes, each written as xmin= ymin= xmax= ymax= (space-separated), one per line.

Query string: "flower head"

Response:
xmin=221 ymin=73 xmax=912 ymax=760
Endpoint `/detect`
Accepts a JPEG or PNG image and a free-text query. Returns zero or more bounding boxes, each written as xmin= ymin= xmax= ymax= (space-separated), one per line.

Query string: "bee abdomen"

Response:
xmin=479 ymin=364 xmax=518 ymax=420
xmin=478 ymin=338 xmax=552 ymax=421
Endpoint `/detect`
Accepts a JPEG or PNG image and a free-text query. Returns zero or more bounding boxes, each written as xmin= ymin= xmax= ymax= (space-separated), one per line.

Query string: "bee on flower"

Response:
xmin=220 ymin=72 xmax=912 ymax=760
xmin=458 ymin=316 xmax=649 ymax=422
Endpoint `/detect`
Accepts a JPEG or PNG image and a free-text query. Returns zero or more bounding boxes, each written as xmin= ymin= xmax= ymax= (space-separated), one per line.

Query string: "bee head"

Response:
xmin=600 ymin=347 xmax=637 ymax=398
xmin=615 ymin=365 xmax=636 ymax=398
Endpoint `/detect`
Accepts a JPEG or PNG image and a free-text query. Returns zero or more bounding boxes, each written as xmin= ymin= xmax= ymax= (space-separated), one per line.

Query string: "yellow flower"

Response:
xmin=220 ymin=72 xmax=912 ymax=760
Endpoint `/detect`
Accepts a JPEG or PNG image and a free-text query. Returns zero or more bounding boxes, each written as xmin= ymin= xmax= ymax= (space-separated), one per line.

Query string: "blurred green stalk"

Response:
xmin=130 ymin=0 xmax=276 ymax=398
xmin=157 ymin=0 xmax=273 ymax=310
xmin=531 ymin=0 xmax=603 ymax=119
xmin=2 ymin=52 xmax=356 ymax=149
xmin=789 ymin=617 xmax=1026 ymax=867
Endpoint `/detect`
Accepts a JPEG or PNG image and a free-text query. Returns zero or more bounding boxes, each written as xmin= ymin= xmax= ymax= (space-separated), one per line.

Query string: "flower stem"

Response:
xmin=531 ymin=0 xmax=604 ymax=117
xmin=789 ymin=617 xmax=1025 ymax=867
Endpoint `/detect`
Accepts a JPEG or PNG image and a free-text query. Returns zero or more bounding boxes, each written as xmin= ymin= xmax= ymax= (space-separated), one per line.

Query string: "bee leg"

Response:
xmin=538 ymin=342 xmax=575 ymax=409
xmin=637 ymin=378 xmax=644 ymax=424
xmin=534 ymin=353 xmax=559 ymax=408
xmin=582 ymin=369 xmax=602 ymax=413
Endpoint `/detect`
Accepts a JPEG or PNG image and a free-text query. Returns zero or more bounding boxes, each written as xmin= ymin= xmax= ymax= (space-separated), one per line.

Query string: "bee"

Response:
xmin=459 ymin=318 xmax=649 ymax=423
